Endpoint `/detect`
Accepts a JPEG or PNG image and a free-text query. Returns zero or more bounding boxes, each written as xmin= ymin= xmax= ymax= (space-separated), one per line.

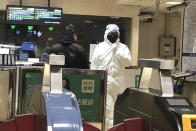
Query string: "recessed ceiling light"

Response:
xmin=84 ymin=20 xmax=94 ymax=23
xmin=109 ymin=16 xmax=120 ymax=19
xmin=165 ymin=1 xmax=182 ymax=5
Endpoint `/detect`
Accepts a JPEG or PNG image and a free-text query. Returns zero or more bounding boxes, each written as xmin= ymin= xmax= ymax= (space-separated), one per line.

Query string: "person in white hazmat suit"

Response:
xmin=91 ymin=24 xmax=132 ymax=130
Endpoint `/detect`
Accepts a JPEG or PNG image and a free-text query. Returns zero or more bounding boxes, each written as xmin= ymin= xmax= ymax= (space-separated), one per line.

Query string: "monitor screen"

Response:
xmin=21 ymin=42 xmax=35 ymax=51
xmin=166 ymin=98 xmax=189 ymax=106
xmin=6 ymin=5 xmax=62 ymax=25
xmin=35 ymin=8 xmax=62 ymax=24
xmin=7 ymin=6 xmax=35 ymax=24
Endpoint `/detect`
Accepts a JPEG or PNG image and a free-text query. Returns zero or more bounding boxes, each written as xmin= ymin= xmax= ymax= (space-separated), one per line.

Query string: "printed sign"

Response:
xmin=81 ymin=79 xmax=95 ymax=93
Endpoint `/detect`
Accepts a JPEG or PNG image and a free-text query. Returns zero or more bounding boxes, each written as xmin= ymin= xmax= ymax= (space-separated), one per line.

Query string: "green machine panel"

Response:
xmin=63 ymin=74 xmax=101 ymax=121
xmin=25 ymin=72 xmax=101 ymax=121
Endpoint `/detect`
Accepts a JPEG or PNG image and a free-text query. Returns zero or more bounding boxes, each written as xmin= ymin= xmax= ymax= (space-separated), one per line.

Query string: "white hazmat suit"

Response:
xmin=91 ymin=24 xmax=132 ymax=130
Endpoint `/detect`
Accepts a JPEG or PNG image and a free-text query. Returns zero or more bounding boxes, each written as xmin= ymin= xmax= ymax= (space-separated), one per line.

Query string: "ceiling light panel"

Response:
xmin=165 ymin=1 xmax=182 ymax=4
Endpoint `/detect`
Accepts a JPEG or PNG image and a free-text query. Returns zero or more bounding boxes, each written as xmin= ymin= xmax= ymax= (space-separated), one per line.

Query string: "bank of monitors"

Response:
xmin=6 ymin=5 xmax=62 ymax=25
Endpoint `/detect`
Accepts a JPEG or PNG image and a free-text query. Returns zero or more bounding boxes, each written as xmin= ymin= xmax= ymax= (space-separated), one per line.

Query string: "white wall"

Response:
xmin=51 ymin=0 xmax=139 ymax=17
xmin=138 ymin=12 xmax=183 ymax=71
xmin=0 ymin=0 xmax=19 ymax=10
xmin=139 ymin=13 xmax=165 ymax=59
xmin=166 ymin=12 xmax=182 ymax=71
xmin=0 ymin=0 xmax=140 ymax=17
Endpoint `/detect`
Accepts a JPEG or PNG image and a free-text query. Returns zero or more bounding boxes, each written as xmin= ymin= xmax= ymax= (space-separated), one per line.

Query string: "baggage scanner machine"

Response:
xmin=114 ymin=59 xmax=196 ymax=131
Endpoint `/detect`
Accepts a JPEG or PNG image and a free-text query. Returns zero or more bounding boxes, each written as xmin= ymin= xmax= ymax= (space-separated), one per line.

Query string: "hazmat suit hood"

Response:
xmin=104 ymin=24 xmax=120 ymax=44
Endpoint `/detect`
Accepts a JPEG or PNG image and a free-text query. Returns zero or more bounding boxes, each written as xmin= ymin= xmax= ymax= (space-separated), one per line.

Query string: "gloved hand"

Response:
xmin=111 ymin=43 xmax=117 ymax=49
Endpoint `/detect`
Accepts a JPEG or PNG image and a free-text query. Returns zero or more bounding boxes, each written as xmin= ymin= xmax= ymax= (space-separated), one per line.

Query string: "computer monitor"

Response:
xmin=6 ymin=5 xmax=62 ymax=25
xmin=35 ymin=7 xmax=62 ymax=24
xmin=6 ymin=6 xmax=35 ymax=25
xmin=21 ymin=42 xmax=35 ymax=51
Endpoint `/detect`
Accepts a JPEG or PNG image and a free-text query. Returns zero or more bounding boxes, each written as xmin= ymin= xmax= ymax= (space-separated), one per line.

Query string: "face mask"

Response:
xmin=107 ymin=32 xmax=119 ymax=43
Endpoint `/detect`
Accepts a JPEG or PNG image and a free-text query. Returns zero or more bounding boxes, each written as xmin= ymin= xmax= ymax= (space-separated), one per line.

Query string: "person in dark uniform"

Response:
xmin=62 ymin=77 xmax=71 ymax=91
xmin=50 ymin=24 xmax=89 ymax=69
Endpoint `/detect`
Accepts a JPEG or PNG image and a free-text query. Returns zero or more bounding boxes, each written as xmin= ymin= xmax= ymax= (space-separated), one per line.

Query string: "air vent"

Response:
xmin=138 ymin=12 xmax=154 ymax=20
xmin=138 ymin=12 xmax=154 ymax=22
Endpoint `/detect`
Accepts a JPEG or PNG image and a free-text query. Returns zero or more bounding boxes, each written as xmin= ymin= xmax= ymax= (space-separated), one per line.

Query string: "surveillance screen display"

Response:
xmin=166 ymin=98 xmax=189 ymax=106
xmin=7 ymin=7 xmax=34 ymax=21
xmin=6 ymin=6 xmax=62 ymax=25
xmin=35 ymin=8 xmax=62 ymax=24
xmin=35 ymin=8 xmax=61 ymax=19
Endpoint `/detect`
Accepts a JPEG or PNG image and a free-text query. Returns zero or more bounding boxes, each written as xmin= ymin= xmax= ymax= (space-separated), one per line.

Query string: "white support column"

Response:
xmin=51 ymin=66 xmax=63 ymax=93
xmin=42 ymin=63 xmax=51 ymax=92
xmin=131 ymin=15 xmax=140 ymax=66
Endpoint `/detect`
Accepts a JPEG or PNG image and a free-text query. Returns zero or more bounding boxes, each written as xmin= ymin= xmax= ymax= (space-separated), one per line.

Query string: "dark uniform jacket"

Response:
xmin=50 ymin=35 xmax=89 ymax=69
